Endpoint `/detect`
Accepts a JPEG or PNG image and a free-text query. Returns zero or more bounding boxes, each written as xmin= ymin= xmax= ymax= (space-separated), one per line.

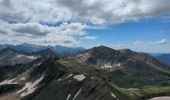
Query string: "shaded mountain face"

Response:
xmin=72 ymin=46 xmax=169 ymax=69
xmin=0 ymin=48 xmax=59 ymax=66
xmin=72 ymin=46 xmax=125 ymax=68
xmin=156 ymin=54 xmax=170 ymax=65
xmin=0 ymin=58 xmax=117 ymax=100
xmin=0 ymin=48 xmax=39 ymax=66
xmin=32 ymin=48 xmax=59 ymax=58
xmin=71 ymin=46 xmax=170 ymax=87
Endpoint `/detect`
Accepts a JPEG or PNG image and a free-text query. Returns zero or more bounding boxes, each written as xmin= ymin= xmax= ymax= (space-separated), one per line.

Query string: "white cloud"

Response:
xmin=156 ymin=39 xmax=169 ymax=45
xmin=0 ymin=0 xmax=170 ymax=24
xmin=134 ymin=41 xmax=142 ymax=46
xmin=80 ymin=36 xmax=97 ymax=40
xmin=132 ymin=39 xmax=170 ymax=53
xmin=56 ymin=0 xmax=170 ymax=24
xmin=0 ymin=0 xmax=170 ymax=46
xmin=0 ymin=0 xmax=30 ymax=22
xmin=12 ymin=23 xmax=50 ymax=36
xmin=133 ymin=39 xmax=169 ymax=47
xmin=57 ymin=22 xmax=86 ymax=36
xmin=0 ymin=22 xmax=86 ymax=46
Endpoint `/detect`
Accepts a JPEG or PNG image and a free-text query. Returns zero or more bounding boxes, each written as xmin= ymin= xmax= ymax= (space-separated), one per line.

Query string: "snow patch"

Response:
xmin=66 ymin=74 xmax=73 ymax=79
xmin=76 ymin=53 xmax=89 ymax=58
xmin=20 ymin=77 xmax=26 ymax=81
xmin=16 ymin=55 xmax=24 ymax=58
xmin=73 ymin=88 xmax=81 ymax=100
xmin=126 ymin=88 xmax=139 ymax=91
xmin=16 ymin=55 xmax=37 ymax=59
xmin=101 ymin=63 xmax=121 ymax=69
xmin=0 ymin=78 xmax=17 ymax=85
xmin=27 ymin=56 xmax=37 ymax=59
xmin=66 ymin=93 xmax=71 ymax=100
xmin=91 ymin=77 xmax=94 ymax=80
xmin=97 ymin=61 xmax=113 ymax=69
xmin=102 ymin=63 xmax=112 ymax=69
xmin=110 ymin=92 xmax=117 ymax=98
xmin=117 ymin=63 xmax=121 ymax=67
xmin=57 ymin=74 xmax=73 ymax=82
xmin=73 ymin=74 xmax=86 ymax=81
xmin=57 ymin=78 xmax=62 ymax=82
xmin=17 ymin=74 xmax=44 ymax=97
xmin=33 ymin=63 xmax=41 ymax=67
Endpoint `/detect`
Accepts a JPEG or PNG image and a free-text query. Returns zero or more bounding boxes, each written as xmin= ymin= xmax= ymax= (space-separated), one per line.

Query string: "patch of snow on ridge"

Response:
xmin=66 ymin=93 xmax=71 ymax=100
xmin=73 ymin=88 xmax=81 ymax=100
xmin=17 ymin=74 xmax=44 ymax=97
xmin=110 ymin=92 xmax=117 ymax=98
xmin=96 ymin=60 xmax=113 ymax=69
xmin=102 ymin=63 xmax=112 ymax=69
xmin=0 ymin=78 xmax=17 ymax=85
xmin=57 ymin=74 xmax=73 ymax=82
xmin=57 ymin=78 xmax=62 ymax=82
xmin=126 ymin=88 xmax=139 ymax=91
xmin=16 ymin=55 xmax=22 ymax=58
xmin=17 ymin=82 xmax=32 ymax=96
xmin=27 ymin=56 xmax=38 ymax=59
xmin=73 ymin=74 xmax=86 ymax=81
xmin=16 ymin=55 xmax=38 ymax=59
xmin=76 ymin=53 xmax=89 ymax=58
xmin=100 ymin=63 xmax=122 ymax=69
xmin=66 ymin=74 xmax=73 ymax=79
xmin=117 ymin=63 xmax=121 ymax=67
xmin=20 ymin=77 xmax=26 ymax=81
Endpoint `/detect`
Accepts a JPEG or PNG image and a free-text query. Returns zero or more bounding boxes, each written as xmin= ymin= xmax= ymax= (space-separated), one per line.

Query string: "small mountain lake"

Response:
xmin=149 ymin=96 xmax=170 ymax=100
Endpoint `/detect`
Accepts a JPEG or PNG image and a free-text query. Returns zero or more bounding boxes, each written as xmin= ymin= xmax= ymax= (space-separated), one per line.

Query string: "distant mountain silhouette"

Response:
xmin=156 ymin=54 xmax=170 ymax=65
xmin=0 ymin=43 xmax=84 ymax=56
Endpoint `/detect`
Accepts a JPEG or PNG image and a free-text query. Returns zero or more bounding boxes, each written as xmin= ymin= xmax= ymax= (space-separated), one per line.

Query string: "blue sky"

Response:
xmin=0 ymin=0 xmax=170 ymax=53
xmin=79 ymin=16 xmax=170 ymax=53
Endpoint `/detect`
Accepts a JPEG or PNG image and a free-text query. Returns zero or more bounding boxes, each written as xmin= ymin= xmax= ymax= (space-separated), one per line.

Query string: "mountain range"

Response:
xmin=0 ymin=43 xmax=84 ymax=56
xmin=0 ymin=46 xmax=170 ymax=100
xmin=149 ymin=53 xmax=170 ymax=65
xmin=155 ymin=54 xmax=170 ymax=65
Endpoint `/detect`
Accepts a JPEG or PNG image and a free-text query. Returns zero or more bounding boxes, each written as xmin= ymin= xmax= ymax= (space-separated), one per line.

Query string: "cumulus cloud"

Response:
xmin=156 ymin=39 xmax=169 ymax=45
xmin=133 ymin=39 xmax=169 ymax=47
xmin=0 ymin=0 xmax=30 ymax=22
xmin=55 ymin=0 xmax=170 ymax=24
xmin=0 ymin=0 xmax=170 ymax=46
xmin=80 ymin=36 xmax=97 ymax=40
xmin=34 ymin=38 xmax=78 ymax=47
xmin=0 ymin=30 xmax=7 ymax=35
xmin=12 ymin=23 xmax=50 ymax=36
xmin=0 ymin=0 xmax=170 ymax=24
xmin=57 ymin=22 xmax=86 ymax=36
xmin=0 ymin=22 xmax=86 ymax=46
